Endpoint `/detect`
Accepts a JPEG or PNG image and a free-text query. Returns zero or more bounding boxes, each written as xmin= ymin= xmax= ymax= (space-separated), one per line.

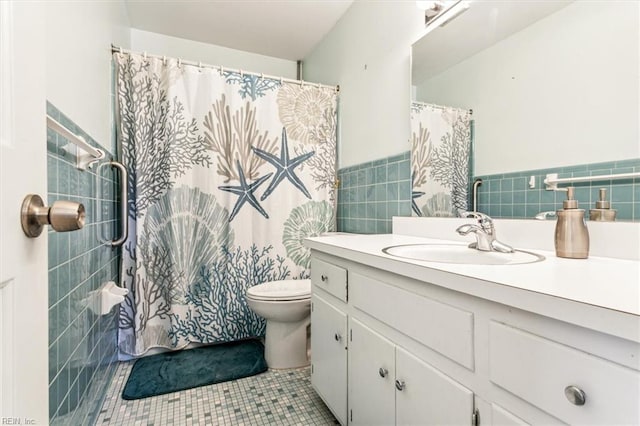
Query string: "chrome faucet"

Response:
xmin=456 ymin=212 xmax=514 ymax=253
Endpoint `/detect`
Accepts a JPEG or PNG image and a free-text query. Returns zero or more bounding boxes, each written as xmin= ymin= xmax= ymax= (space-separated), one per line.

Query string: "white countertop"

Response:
xmin=305 ymin=232 xmax=640 ymax=340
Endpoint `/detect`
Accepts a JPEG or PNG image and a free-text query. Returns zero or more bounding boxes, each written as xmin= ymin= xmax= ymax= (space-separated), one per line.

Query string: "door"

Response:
xmin=349 ymin=318 xmax=395 ymax=426
xmin=310 ymin=293 xmax=348 ymax=425
xmin=0 ymin=1 xmax=48 ymax=423
xmin=395 ymin=347 xmax=474 ymax=426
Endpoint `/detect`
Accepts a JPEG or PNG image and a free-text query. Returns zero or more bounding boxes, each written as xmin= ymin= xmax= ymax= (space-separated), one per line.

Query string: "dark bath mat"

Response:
xmin=122 ymin=339 xmax=268 ymax=400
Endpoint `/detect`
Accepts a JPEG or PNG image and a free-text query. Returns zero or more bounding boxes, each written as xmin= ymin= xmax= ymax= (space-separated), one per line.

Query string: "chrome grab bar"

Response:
xmin=99 ymin=161 xmax=128 ymax=247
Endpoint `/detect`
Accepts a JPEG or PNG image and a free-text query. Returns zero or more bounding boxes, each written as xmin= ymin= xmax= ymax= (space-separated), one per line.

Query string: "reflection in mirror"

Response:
xmin=410 ymin=102 xmax=472 ymax=217
xmin=411 ymin=1 xmax=640 ymax=221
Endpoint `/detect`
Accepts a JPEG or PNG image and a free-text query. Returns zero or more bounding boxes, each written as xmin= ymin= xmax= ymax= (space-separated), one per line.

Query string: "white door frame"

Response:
xmin=0 ymin=1 xmax=49 ymax=423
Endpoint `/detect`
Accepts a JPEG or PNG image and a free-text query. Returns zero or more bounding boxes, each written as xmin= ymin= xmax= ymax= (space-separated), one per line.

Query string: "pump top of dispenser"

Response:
xmin=589 ymin=188 xmax=616 ymax=221
xmin=596 ymin=188 xmax=610 ymax=209
xmin=562 ymin=187 xmax=579 ymax=209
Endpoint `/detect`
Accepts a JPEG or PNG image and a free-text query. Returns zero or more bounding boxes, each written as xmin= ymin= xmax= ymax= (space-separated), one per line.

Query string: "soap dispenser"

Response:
xmin=589 ymin=188 xmax=617 ymax=221
xmin=555 ymin=187 xmax=589 ymax=259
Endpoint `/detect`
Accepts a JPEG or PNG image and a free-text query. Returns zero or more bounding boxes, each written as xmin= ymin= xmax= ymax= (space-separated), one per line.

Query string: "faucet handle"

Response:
xmin=459 ymin=211 xmax=493 ymax=226
xmin=535 ymin=211 xmax=557 ymax=220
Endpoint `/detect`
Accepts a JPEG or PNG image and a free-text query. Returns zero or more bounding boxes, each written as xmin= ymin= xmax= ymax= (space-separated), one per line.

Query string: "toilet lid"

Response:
xmin=246 ymin=279 xmax=311 ymax=301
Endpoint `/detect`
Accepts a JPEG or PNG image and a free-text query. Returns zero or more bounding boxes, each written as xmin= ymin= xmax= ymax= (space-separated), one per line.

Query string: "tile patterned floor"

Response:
xmin=95 ymin=361 xmax=338 ymax=425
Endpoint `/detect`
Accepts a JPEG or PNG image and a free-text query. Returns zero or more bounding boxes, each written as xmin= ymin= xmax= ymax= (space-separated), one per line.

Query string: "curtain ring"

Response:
xmin=162 ymin=55 xmax=166 ymax=65
xmin=178 ymin=58 xmax=182 ymax=67
xmin=280 ymin=76 xmax=283 ymax=85
xmin=198 ymin=61 xmax=202 ymax=68
xmin=240 ymin=69 xmax=243 ymax=77
xmin=300 ymin=79 xmax=304 ymax=87
xmin=143 ymin=51 xmax=147 ymax=59
xmin=119 ymin=47 xmax=123 ymax=54
xmin=220 ymin=65 xmax=224 ymax=75
xmin=260 ymin=73 xmax=264 ymax=80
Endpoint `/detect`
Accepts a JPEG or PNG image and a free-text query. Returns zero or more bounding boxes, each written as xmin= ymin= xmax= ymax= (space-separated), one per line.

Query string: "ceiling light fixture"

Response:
xmin=417 ymin=0 xmax=471 ymax=31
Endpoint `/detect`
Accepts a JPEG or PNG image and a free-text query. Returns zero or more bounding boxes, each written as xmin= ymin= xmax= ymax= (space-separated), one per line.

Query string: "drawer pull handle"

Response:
xmin=321 ymin=274 xmax=328 ymax=282
xmin=378 ymin=368 xmax=388 ymax=378
xmin=395 ymin=380 xmax=405 ymax=391
xmin=564 ymin=385 xmax=586 ymax=406
xmin=334 ymin=333 xmax=342 ymax=342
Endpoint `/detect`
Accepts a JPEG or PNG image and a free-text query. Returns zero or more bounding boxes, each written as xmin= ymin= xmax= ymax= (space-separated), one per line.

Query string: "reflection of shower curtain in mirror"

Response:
xmin=410 ymin=102 xmax=472 ymax=217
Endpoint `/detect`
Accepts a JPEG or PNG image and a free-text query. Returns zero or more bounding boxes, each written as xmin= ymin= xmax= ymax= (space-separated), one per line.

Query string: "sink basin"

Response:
xmin=382 ymin=244 xmax=545 ymax=265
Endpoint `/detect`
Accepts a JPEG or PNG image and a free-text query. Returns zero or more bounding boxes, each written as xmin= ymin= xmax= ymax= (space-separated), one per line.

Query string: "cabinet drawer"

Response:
xmin=311 ymin=257 xmax=347 ymax=302
xmin=351 ymin=273 xmax=474 ymax=370
xmin=489 ymin=321 xmax=640 ymax=425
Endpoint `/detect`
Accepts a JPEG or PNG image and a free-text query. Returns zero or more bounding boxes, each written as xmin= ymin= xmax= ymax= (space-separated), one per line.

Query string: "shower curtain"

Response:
xmin=114 ymin=52 xmax=337 ymax=357
xmin=410 ymin=101 xmax=472 ymax=217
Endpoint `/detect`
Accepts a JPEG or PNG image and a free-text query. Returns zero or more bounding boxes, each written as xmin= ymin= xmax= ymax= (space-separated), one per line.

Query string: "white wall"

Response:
xmin=130 ymin=29 xmax=297 ymax=79
xmin=417 ymin=1 xmax=640 ymax=176
xmin=46 ymin=1 xmax=130 ymax=148
xmin=304 ymin=1 xmax=425 ymax=168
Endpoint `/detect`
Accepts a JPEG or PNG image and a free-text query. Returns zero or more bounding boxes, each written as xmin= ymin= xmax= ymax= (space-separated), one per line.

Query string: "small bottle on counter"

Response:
xmin=589 ymin=188 xmax=617 ymax=221
xmin=555 ymin=187 xmax=589 ymax=259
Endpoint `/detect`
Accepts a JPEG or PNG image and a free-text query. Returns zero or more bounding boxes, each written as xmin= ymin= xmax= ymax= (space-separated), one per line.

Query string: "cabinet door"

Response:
xmin=311 ymin=294 xmax=348 ymax=425
xmin=491 ymin=403 xmax=530 ymax=426
xmin=349 ymin=318 xmax=395 ymax=425
xmin=396 ymin=347 xmax=474 ymax=426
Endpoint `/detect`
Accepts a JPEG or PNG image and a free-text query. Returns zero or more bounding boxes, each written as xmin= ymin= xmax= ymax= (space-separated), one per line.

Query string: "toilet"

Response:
xmin=246 ymin=279 xmax=311 ymax=369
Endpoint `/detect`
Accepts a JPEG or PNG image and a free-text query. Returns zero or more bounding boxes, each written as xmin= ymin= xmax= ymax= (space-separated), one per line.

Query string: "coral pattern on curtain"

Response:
xmin=114 ymin=52 xmax=337 ymax=357
xmin=410 ymin=101 xmax=472 ymax=217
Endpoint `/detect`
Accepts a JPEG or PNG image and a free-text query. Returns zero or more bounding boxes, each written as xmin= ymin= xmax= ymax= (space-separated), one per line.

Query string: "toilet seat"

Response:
xmin=246 ymin=279 xmax=311 ymax=301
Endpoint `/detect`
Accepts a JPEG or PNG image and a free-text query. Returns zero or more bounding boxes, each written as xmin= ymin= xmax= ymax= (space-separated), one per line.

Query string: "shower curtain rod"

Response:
xmin=413 ymin=100 xmax=473 ymax=115
xmin=111 ymin=44 xmax=340 ymax=93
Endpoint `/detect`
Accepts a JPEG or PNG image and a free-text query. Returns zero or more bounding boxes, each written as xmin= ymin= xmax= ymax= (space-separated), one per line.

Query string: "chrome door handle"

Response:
xmin=564 ymin=385 xmax=586 ymax=406
xmin=334 ymin=333 xmax=341 ymax=342
xmin=395 ymin=380 xmax=405 ymax=391
xmin=321 ymin=274 xmax=328 ymax=282
xmin=21 ymin=194 xmax=85 ymax=237
xmin=378 ymin=368 xmax=388 ymax=378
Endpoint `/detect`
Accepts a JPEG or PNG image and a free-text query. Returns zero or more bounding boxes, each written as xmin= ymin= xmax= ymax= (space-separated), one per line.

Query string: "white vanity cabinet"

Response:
xmin=348 ymin=318 xmax=395 ymax=425
xmin=310 ymin=257 xmax=349 ymax=425
xmin=310 ymin=293 xmax=348 ymax=425
xmin=349 ymin=318 xmax=474 ymax=425
xmin=308 ymin=249 xmax=640 ymax=426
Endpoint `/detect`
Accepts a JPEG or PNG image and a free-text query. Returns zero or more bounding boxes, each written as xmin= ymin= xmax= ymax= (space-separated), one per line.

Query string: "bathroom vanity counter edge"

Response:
xmin=304 ymin=234 xmax=640 ymax=342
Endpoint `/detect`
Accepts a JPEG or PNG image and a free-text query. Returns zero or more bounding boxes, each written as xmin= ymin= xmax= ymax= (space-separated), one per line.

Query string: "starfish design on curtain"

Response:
xmin=252 ymin=127 xmax=315 ymax=201
xmin=218 ymin=160 xmax=272 ymax=221
xmin=411 ymin=189 xmax=426 ymax=216
xmin=411 ymin=172 xmax=425 ymax=216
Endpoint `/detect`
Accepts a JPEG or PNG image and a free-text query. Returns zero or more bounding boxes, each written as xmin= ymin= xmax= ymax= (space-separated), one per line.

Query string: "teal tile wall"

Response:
xmin=337 ymin=152 xmax=412 ymax=233
xmin=47 ymin=102 xmax=121 ymax=426
xmin=475 ymin=158 xmax=640 ymax=221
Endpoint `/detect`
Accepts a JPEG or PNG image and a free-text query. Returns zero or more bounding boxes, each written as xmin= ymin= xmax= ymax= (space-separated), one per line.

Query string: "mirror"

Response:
xmin=411 ymin=0 xmax=639 ymax=177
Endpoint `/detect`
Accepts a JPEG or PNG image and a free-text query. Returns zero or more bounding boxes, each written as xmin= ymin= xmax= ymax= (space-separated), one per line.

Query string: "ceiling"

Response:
xmin=125 ymin=0 xmax=353 ymax=61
